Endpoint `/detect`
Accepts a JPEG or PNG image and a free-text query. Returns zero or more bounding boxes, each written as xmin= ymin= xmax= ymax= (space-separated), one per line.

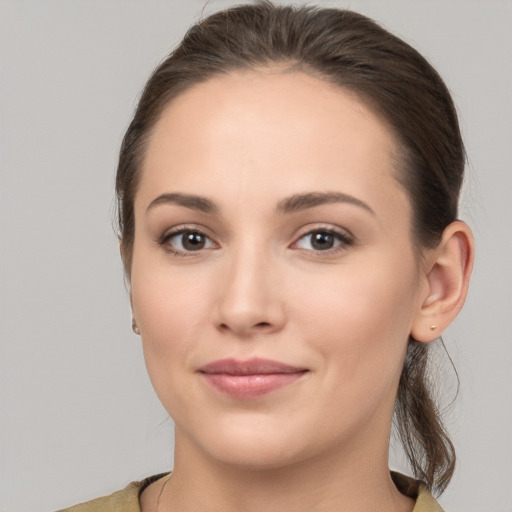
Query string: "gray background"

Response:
xmin=1 ymin=1 xmax=511 ymax=511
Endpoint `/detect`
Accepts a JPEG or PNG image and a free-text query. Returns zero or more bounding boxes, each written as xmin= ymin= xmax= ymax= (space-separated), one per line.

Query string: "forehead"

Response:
xmin=138 ymin=69 xmax=409 ymax=221
xmin=145 ymin=68 xmax=397 ymax=163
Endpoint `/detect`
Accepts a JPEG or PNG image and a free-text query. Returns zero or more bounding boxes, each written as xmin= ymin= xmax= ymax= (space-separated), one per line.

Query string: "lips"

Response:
xmin=198 ymin=358 xmax=308 ymax=399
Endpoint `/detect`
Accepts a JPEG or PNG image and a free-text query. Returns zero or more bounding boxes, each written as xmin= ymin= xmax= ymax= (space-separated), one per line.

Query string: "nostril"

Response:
xmin=217 ymin=320 xmax=274 ymax=335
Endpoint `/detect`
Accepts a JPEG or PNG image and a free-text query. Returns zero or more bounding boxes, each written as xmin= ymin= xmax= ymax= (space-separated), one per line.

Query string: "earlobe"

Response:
xmin=411 ymin=221 xmax=474 ymax=343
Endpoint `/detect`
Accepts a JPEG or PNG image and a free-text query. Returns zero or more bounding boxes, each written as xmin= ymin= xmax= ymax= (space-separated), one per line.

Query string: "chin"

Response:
xmin=207 ymin=437 xmax=304 ymax=470
xmin=178 ymin=412 xmax=326 ymax=471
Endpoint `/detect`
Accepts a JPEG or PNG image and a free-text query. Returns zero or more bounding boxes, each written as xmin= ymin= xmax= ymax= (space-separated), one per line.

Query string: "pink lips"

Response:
xmin=198 ymin=358 xmax=308 ymax=399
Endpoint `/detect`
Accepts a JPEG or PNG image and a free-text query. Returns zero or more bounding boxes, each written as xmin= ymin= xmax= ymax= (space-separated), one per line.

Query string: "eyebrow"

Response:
xmin=146 ymin=191 xmax=375 ymax=216
xmin=276 ymin=191 xmax=375 ymax=216
xmin=146 ymin=193 xmax=218 ymax=214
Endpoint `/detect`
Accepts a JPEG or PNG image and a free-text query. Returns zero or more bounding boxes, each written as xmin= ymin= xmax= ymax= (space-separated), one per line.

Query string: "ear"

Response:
xmin=128 ymin=290 xmax=139 ymax=335
xmin=411 ymin=221 xmax=474 ymax=342
xmin=120 ymin=240 xmax=134 ymax=301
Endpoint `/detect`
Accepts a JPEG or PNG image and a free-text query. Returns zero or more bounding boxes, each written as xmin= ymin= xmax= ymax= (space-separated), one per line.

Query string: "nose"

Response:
xmin=212 ymin=246 xmax=286 ymax=338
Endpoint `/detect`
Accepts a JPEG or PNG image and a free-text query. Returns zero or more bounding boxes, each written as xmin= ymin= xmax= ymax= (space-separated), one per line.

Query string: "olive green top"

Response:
xmin=58 ymin=472 xmax=444 ymax=512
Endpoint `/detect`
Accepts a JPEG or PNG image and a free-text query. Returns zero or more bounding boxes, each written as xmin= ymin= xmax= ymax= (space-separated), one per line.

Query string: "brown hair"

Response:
xmin=116 ymin=1 xmax=463 ymax=494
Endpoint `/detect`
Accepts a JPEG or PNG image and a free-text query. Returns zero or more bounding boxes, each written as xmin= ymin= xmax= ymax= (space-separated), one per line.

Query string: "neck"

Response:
xmin=159 ymin=429 xmax=414 ymax=512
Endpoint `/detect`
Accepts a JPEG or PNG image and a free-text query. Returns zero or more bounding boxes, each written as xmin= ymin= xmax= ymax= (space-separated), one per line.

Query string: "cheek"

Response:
xmin=130 ymin=260 xmax=212 ymax=395
xmin=132 ymin=250 xmax=211 ymax=336
xmin=295 ymin=258 xmax=418 ymax=378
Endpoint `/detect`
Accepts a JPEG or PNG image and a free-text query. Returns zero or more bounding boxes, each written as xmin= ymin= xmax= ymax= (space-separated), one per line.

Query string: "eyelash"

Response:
xmin=291 ymin=227 xmax=353 ymax=255
xmin=158 ymin=225 xmax=354 ymax=257
xmin=158 ymin=226 xmax=217 ymax=257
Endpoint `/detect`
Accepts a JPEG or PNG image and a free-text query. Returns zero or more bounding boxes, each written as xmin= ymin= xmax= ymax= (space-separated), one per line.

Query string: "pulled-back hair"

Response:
xmin=116 ymin=1 xmax=464 ymax=494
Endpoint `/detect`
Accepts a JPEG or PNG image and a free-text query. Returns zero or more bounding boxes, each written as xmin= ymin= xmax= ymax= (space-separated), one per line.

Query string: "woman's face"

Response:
xmin=131 ymin=69 xmax=428 ymax=469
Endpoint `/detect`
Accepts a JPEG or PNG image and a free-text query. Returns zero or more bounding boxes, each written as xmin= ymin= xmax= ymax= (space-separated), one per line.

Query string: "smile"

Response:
xmin=197 ymin=358 xmax=309 ymax=399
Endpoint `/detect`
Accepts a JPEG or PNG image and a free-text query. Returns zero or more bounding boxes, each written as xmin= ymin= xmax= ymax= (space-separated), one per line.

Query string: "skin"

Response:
xmin=130 ymin=69 xmax=472 ymax=511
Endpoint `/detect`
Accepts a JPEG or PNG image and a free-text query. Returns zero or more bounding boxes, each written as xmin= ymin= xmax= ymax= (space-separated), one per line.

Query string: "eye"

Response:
xmin=161 ymin=229 xmax=216 ymax=255
xmin=293 ymin=229 xmax=352 ymax=252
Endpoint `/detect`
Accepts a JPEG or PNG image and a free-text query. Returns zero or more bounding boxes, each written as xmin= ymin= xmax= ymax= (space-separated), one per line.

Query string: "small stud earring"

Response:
xmin=132 ymin=319 xmax=141 ymax=335
xmin=429 ymin=324 xmax=437 ymax=331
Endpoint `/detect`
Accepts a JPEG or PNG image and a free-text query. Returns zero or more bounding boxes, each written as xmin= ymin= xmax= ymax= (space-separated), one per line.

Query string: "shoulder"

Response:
xmin=59 ymin=471 xmax=444 ymax=512
xmin=57 ymin=474 xmax=167 ymax=512
xmin=391 ymin=471 xmax=445 ymax=512
xmin=414 ymin=484 xmax=445 ymax=512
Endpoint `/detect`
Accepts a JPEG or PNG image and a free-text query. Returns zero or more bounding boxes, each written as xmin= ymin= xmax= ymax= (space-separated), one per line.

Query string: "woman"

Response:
xmin=61 ymin=2 xmax=474 ymax=511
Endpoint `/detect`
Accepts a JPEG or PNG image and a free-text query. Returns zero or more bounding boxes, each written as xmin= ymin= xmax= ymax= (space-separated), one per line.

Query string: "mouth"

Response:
xmin=197 ymin=358 xmax=309 ymax=399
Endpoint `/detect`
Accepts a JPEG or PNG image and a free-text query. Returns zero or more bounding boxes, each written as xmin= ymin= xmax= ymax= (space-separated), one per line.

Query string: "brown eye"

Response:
xmin=294 ymin=229 xmax=352 ymax=252
xmin=310 ymin=232 xmax=335 ymax=250
xmin=182 ymin=231 xmax=206 ymax=250
xmin=164 ymin=229 xmax=216 ymax=254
